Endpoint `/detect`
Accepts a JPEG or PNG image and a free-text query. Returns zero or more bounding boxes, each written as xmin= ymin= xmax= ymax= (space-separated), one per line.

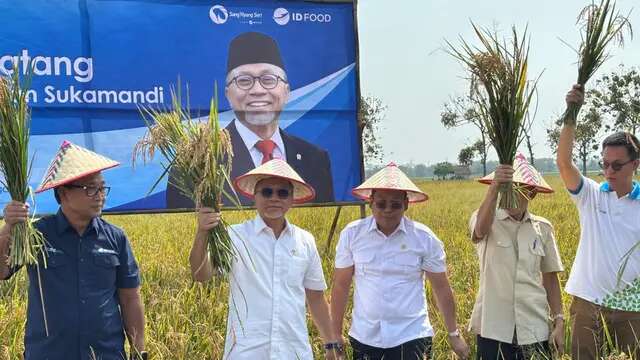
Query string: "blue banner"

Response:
xmin=0 ymin=0 xmax=361 ymax=213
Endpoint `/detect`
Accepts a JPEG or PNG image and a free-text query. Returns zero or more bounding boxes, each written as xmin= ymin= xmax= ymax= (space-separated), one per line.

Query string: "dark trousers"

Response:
xmin=349 ymin=336 xmax=432 ymax=360
xmin=476 ymin=335 xmax=551 ymax=360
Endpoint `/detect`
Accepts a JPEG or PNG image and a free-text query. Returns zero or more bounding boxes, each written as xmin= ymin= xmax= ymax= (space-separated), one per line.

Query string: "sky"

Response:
xmin=357 ymin=0 xmax=639 ymax=166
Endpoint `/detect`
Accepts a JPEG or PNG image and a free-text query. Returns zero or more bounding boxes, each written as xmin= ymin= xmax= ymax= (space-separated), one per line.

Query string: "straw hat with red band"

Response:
xmin=233 ymin=158 xmax=315 ymax=203
xmin=477 ymin=152 xmax=554 ymax=193
xmin=352 ymin=162 xmax=428 ymax=203
xmin=36 ymin=140 xmax=120 ymax=193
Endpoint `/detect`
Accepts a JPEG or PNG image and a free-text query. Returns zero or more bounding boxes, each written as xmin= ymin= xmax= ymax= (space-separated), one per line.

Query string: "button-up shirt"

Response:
xmin=334 ymin=216 xmax=447 ymax=348
xmin=468 ymin=209 xmax=564 ymax=345
xmin=566 ymin=177 xmax=640 ymax=311
xmin=223 ymin=215 xmax=326 ymax=360
xmin=4 ymin=209 xmax=141 ymax=360
xmin=235 ymin=119 xmax=286 ymax=167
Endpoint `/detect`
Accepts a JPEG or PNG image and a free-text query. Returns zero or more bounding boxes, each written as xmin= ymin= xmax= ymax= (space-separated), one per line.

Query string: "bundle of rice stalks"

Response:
xmin=563 ymin=0 xmax=632 ymax=125
xmin=447 ymin=25 xmax=540 ymax=208
xmin=0 ymin=68 xmax=46 ymax=268
xmin=134 ymin=85 xmax=242 ymax=277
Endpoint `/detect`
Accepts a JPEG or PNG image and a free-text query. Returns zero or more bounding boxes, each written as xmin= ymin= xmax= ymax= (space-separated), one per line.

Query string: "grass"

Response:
xmin=1 ymin=175 xmax=638 ymax=359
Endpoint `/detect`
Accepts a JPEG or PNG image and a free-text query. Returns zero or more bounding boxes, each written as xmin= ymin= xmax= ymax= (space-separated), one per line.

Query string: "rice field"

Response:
xmin=0 ymin=175 xmax=637 ymax=359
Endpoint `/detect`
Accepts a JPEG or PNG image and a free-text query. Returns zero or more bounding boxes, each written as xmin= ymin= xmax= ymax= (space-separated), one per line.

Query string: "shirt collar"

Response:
xmin=496 ymin=208 xmax=532 ymax=223
xmin=253 ymin=213 xmax=292 ymax=238
xmin=235 ymin=119 xmax=285 ymax=157
xmin=599 ymin=181 xmax=640 ymax=200
xmin=55 ymin=208 xmax=99 ymax=235
xmin=367 ymin=216 xmax=408 ymax=236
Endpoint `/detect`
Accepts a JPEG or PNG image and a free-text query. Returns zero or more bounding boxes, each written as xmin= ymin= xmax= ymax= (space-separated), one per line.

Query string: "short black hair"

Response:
xmin=602 ymin=131 xmax=640 ymax=160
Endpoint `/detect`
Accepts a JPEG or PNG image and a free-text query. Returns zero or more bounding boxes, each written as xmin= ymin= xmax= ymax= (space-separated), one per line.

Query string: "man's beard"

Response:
xmin=242 ymin=111 xmax=278 ymax=126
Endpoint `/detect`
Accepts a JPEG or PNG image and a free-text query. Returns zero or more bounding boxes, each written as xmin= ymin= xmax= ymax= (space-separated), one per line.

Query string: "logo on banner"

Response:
xmin=210 ymin=5 xmax=229 ymax=24
xmin=273 ymin=8 xmax=290 ymax=25
xmin=272 ymin=8 xmax=332 ymax=25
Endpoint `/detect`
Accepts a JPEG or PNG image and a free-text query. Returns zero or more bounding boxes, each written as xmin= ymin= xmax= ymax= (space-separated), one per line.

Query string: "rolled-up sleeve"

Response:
xmin=116 ymin=232 xmax=141 ymax=289
xmin=303 ymin=238 xmax=327 ymax=291
xmin=334 ymin=229 xmax=354 ymax=269
xmin=421 ymin=232 xmax=447 ymax=273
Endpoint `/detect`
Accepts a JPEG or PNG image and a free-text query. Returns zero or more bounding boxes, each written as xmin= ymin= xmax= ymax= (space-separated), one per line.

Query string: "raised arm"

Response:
xmin=557 ymin=85 xmax=585 ymax=192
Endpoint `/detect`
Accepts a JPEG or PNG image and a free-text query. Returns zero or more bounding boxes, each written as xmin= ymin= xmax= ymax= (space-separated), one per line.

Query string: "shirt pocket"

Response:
xmin=353 ymin=251 xmax=375 ymax=277
xmin=43 ymin=248 xmax=68 ymax=268
xmin=287 ymin=256 xmax=308 ymax=287
xmin=528 ymin=236 xmax=546 ymax=277
xmin=392 ymin=252 xmax=422 ymax=278
xmin=92 ymin=253 xmax=120 ymax=288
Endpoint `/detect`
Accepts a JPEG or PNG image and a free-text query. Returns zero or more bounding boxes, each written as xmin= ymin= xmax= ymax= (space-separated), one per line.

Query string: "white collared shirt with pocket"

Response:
xmin=223 ymin=215 xmax=327 ymax=360
xmin=335 ymin=216 xmax=447 ymax=348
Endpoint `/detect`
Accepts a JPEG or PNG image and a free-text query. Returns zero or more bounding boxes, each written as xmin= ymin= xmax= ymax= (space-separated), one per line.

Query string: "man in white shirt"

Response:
xmin=559 ymin=85 xmax=640 ymax=359
xmin=330 ymin=163 xmax=470 ymax=359
xmin=188 ymin=159 xmax=341 ymax=359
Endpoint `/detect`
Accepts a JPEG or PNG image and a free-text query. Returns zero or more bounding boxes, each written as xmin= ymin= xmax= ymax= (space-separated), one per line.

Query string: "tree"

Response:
xmin=433 ymin=161 xmax=455 ymax=180
xmin=458 ymin=145 xmax=475 ymax=166
xmin=547 ymin=107 xmax=603 ymax=175
xmin=441 ymin=95 xmax=489 ymax=175
xmin=590 ymin=65 xmax=640 ymax=135
xmin=414 ymin=163 xmax=429 ymax=178
xmin=359 ymin=95 xmax=386 ymax=165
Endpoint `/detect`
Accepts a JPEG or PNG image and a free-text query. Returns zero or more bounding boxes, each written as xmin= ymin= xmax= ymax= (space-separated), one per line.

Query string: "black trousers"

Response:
xmin=350 ymin=336 xmax=432 ymax=360
xmin=476 ymin=335 xmax=551 ymax=360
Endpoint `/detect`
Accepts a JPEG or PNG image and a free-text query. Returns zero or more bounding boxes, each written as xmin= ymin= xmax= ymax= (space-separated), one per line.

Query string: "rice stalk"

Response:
xmin=0 ymin=64 xmax=47 ymax=269
xmin=562 ymin=0 xmax=632 ymax=125
xmin=446 ymin=24 xmax=540 ymax=208
xmin=134 ymin=83 xmax=242 ymax=277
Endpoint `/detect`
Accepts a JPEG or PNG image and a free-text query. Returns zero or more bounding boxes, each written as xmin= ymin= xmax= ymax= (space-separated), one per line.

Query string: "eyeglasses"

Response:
xmin=65 ymin=184 xmax=111 ymax=197
xmin=227 ymin=74 xmax=287 ymax=90
xmin=258 ymin=187 xmax=291 ymax=199
xmin=599 ymin=159 xmax=635 ymax=172
xmin=373 ymin=200 xmax=404 ymax=210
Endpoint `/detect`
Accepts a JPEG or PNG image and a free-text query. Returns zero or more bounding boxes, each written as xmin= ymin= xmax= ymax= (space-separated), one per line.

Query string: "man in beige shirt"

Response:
xmin=469 ymin=154 xmax=564 ymax=359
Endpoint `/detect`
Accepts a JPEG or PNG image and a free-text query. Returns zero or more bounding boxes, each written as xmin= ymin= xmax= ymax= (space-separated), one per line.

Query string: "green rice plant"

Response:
xmin=562 ymin=0 xmax=632 ymax=125
xmin=0 ymin=64 xmax=49 ymax=337
xmin=447 ymin=24 xmax=540 ymax=208
xmin=0 ymin=67 xmax=46 ymax=269
xmin=134 ymin=84 xmax=242 ymax=278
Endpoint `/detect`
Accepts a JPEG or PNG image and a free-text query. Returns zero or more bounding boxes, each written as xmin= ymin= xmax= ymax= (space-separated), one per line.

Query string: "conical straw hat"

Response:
xmin=478 ymin=152 xmax=554 ymax=193
xmin=36 ymin=141 xmax=120 ymax=193
xmin=352 ymin=162 xmax=428 ymax=202
xmin=233 ymin=158 xmax=315 ymax=203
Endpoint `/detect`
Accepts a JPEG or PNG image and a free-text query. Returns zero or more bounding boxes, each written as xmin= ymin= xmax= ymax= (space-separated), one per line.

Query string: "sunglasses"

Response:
xmin=373 ymin=200 xmax=404 ymax=210
xmin=599 ymin=159 xmax=634 ymax=172
xmin=258 ymin=187 xmax=291 ymax=199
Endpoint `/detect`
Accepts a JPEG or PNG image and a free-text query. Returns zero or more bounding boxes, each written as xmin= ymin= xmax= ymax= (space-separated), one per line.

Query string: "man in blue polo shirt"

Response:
xmin=558 ymin=85 xmax=640 ymax=359
xmin=0 ymin=141 xmax=147 ymax=360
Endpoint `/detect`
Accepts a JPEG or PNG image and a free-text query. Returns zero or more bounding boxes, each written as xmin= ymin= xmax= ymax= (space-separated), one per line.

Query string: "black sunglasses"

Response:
xmin=373 ymin=200 xmax=403 ymax=210
xmin=259 ymin=187 xmax=291 ymax=199
xmin=599 ymin=159 xmax=635 ymax=172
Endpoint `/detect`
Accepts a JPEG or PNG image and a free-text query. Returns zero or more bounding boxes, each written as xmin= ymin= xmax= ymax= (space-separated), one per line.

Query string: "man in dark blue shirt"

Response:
xmin=0 ymin=141 xmax=146 ymax=360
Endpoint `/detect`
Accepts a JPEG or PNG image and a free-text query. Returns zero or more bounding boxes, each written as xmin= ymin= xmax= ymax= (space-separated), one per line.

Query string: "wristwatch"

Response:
xmin=324 ymin=342 xmax=345 ymax=353
xmin=448 ymin=329 xmax=461 ymax=337
xmin=550 ymin=313 xmax=565 ymax=322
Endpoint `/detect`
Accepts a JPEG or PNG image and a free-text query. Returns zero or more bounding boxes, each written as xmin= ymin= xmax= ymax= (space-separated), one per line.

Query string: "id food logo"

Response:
xmin=273 ymin=7 xmax=331 ymax=25
xmin=273 ymin=8 xmax=290 ymax=25
xmin=210 ymin=5 xmax=229 ymax=24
